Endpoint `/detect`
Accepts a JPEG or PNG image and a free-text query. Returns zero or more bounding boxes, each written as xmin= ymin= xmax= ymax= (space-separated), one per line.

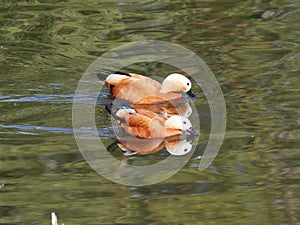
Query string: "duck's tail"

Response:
xmin=107 ymin=141 xmax=120 ymax=153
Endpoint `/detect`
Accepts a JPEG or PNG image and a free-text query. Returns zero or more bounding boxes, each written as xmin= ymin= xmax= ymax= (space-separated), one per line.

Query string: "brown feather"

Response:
xmin=123 ymin=115 xmax=167 ymax=138
xmin=104 ymin=75 xmax=183 ymax=104
xmin=134 ymin=108 xmax=166 ymax=122
xmin=118 ymin=110 xmax=184 ymax=139
xmin=133 ymin=101 xmax=190 ymax=116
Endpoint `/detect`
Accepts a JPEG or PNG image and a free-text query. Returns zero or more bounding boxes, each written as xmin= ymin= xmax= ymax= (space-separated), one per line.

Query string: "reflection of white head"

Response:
xmin=165 ymin=139 xmax=193 ymax=156
xmin=160 ymin=73 xmax=192 ymax=93
xmin=165 ymin=115 xmax=192 ymax=131
xmin=116 ymin=107 xmax=136 ymax=119
xmin=180 ymin=102 xmax=192 ymax=118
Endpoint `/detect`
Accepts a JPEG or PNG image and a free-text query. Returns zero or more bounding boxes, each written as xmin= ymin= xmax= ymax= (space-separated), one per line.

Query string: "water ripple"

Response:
xmin=0 ymin=124 xmax=114 ymax=137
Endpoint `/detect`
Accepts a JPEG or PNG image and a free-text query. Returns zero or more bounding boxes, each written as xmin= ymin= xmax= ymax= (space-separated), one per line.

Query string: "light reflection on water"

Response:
xmin=0 ymin=0 xmax=300 ymax=224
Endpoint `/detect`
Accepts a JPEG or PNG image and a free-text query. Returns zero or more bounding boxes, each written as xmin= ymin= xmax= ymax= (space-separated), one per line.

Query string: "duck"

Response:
xmin=101 ymin=71 xmax=195 ymax=105
xmin=109 ymin=107 xmax=197 ymax=139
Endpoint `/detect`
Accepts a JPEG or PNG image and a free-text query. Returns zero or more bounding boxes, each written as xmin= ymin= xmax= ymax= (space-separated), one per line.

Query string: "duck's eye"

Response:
xmin=187 ymin=82 xmax=190 ymax=86
xmin=183 ymin=121 xmax=187 ymax=124
xmin=184 ymin=148 xmax=188 ymax=152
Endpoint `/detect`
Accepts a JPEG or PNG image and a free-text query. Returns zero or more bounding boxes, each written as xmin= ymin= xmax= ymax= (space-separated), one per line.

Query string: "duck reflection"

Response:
xmin=105 ymin=104 xmax=198 ymax=156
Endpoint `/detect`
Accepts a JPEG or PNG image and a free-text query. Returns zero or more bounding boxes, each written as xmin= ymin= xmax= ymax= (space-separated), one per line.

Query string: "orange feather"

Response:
xmin=104 ymin=73 xmax=190 ymax=104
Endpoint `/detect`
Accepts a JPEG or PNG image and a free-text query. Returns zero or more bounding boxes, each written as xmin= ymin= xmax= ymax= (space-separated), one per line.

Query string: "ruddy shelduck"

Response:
xmin=106 ymin=106 xmax=196 ymax=155
xmin=103 ymin=72 xmax=195 ymax=105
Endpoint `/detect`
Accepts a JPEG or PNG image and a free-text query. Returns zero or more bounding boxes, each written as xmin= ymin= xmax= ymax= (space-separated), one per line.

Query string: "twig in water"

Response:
xmin=51 ymin=212 xmax=58 ymax=225
xmin=51 ymin=212 xmax=65 ymax=225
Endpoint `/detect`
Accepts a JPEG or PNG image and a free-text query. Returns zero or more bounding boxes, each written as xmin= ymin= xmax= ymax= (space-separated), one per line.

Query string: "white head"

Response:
xmin=160 ymin=73 xmax=192 ymax=94
xmin=164 ymin=115 xmax=192 ymax=131
xmin=165 ymin=139 xmax=193 ymax=155
xmin=116 ymin=107 xmax=136 ymax=119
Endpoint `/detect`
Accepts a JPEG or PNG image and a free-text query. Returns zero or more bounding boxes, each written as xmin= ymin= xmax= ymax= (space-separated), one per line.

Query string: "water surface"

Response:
xmin=0 ymin=0 xmax=300 ymax=224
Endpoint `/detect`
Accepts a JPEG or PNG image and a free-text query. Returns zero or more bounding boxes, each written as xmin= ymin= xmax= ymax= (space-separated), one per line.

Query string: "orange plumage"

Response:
xmin=104 ymin=72 xmax=195 ymax=105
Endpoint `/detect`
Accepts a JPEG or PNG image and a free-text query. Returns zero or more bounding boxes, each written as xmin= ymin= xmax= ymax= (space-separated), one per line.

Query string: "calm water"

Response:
xmin=1 ymin=0 xmax=300 ymax=224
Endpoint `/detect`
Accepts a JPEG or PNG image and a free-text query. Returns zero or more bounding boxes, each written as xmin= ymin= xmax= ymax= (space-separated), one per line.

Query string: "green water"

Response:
xmin=1 ymin=0 xmax=300 ymax=224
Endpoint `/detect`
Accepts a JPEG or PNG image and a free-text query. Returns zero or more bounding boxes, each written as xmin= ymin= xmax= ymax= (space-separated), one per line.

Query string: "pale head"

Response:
xmin=165 ymin=139 xmax=192 ymax=155
xmin=165 ymin=115 xmax=192 ymax=131
xmin=160 ymin=73 xmax=192 ymax=94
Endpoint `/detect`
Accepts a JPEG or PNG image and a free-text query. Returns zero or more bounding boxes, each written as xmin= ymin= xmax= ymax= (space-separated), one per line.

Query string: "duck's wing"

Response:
xmin=133 ymin=101 xmax=191 ymax=117
xmin=121 ymin=114 xmax=153 ymax=138
xmin=120 ymin=113 xmax=168 ymax=139
xmin=111 ymin=78 xmax=159 ymax=103
xmin=126 ymin=114 xmax=181 ymax=139
xmin=120 ymin=113 xmax=150 ymax=138
xmin=134 ymin=108 xmax=166 ymax=122
xmin=133 ymin=93 xmax=184 ymax=105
